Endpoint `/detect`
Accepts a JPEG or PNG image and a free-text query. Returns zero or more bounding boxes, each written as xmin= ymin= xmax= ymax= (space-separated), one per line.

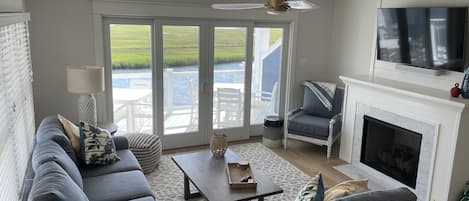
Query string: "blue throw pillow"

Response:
xmin=295 ymin=173 xmax=325 ymax=201
xmin=303 ymin=87 xmax=335 ymax=118
xmin=79 ymin=122 xmax=120 ymax=165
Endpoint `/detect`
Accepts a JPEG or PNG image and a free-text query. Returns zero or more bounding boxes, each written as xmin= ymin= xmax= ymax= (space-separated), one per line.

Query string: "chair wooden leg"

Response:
xmin=283 ymin=137 xmax=287 ymax=149
xmin=327 ymin=145 xmax=332 ymax=159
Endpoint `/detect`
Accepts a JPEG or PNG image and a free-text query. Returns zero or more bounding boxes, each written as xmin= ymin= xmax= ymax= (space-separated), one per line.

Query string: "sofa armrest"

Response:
xmin=333 ymin=187 xmax=417 ymax=201
xmin=113 ymin=136 xmax=129 ymax=150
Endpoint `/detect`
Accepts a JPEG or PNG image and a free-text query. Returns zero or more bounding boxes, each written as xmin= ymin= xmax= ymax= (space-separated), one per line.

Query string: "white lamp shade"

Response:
xmin=67 ymin=66 xmax=105 ymax=94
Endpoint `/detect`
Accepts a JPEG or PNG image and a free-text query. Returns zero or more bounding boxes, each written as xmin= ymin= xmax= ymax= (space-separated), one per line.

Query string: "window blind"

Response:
xmin=0 ymin=14 xmax=35 ymax=201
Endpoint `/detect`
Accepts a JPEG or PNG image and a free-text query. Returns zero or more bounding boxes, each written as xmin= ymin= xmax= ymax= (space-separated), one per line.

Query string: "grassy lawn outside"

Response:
xmin=110 ymin=24 xmax=281 ymax=69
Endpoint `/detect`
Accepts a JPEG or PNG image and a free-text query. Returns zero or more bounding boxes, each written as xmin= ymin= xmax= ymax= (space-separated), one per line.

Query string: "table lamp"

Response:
xmin=67 ymin=66 xmax=104 ymax=125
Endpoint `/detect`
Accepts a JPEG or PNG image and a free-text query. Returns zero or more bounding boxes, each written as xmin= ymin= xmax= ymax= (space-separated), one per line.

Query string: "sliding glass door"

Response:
xmin=105 ymin=19 xmax=288 ymax=149
xmin=251 ymin=27 xmax=284 ymax=124
xmin=158 ymin=23 xmax=207 ymax=148
xmin=107 ymin=22 xmax=154 ymax=135
xmin=211 ymin=25 xmax=251 ymax=141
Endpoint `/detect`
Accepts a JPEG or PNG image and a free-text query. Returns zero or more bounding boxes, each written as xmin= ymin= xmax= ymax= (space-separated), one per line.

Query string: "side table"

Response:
xmin=98 ymin=121 xmax=118 ymax=135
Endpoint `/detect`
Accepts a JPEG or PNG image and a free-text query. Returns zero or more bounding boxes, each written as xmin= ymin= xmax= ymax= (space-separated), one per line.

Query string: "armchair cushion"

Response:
xmin=303 ymin=87 xmax=344 ymax=119
xmin=288 ymin=114 xmax=331 ymax=140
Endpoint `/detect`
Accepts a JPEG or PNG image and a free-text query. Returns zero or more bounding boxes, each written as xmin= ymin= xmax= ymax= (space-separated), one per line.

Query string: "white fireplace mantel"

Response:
xmin=339 ymin=75 xmax=469 ymax=201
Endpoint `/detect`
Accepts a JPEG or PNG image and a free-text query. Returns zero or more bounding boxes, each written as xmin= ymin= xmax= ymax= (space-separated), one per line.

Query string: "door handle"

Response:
xmin=201 ymin=81 xmax=209 ymax=94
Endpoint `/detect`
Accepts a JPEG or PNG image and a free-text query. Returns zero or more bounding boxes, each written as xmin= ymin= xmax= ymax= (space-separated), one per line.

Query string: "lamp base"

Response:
xmin=78 ymin=94 xmax=97 ymax=125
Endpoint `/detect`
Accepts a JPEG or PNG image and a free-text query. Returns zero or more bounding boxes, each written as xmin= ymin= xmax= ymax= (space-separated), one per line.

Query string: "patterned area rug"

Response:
xmin=145 ymin=143 xmax=311 ymax=200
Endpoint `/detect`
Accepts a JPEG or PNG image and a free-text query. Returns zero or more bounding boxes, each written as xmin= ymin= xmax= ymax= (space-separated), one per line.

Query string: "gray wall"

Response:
xmin=0 ymin=0 xmax=24 ymax=12
xmin=290 ymin=1 xmax=334 ymax=108
xmin=26 ymin=0 xmax=335 ymax=123
xmin=27 ymin=0 xmax=96 ymax=123
xmin=328 ymin=0 xmax=377 ymax=83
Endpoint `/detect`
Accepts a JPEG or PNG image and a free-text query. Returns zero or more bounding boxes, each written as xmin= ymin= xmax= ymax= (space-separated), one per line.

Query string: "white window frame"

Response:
xmin=92 ymin=1 xmax=298 ymax=148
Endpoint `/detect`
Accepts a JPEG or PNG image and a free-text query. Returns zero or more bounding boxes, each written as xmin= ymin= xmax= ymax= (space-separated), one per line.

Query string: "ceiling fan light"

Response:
xmin=286 ymin=0 xmax=320 ymax=10
xmin=211 ymin=3 xmax=265 ymax=10
xmin=266 ymin=9 xmax=284 ymax=15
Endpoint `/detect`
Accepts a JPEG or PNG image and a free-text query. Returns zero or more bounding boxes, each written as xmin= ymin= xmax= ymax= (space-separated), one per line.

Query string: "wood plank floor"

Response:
xmin=163 ymin=137 xmax=351 ymax=186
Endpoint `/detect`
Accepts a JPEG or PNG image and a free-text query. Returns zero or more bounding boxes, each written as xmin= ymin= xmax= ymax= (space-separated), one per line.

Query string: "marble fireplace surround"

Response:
xmin=343 ymin=103 xmax=437 ymax=201
xmin=337 ymin=75 xmax=469 ymax=201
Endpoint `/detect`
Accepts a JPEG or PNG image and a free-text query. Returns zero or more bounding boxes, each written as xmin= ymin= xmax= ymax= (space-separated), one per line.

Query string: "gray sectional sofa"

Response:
xmin=336 ymin=187 xmax=417 ymax=201
xmin=22 ymin=116 xmax=156 ymax=201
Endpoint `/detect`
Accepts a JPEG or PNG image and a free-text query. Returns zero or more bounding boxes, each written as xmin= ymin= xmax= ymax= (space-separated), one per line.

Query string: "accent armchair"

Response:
xmin=285 ymin=86 xmax=344 ymax=159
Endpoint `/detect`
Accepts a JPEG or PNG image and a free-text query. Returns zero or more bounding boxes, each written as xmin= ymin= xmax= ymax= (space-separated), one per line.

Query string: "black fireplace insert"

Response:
xmin=361 ymin=115 xmax=422 ymax=188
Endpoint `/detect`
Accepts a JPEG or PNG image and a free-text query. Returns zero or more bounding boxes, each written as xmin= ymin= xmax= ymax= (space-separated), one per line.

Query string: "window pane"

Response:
xmin=213 ymin=27 xmax=246 ymax=129
xmin=163 ymin=25 xmax=200 ymax=135
xmin=251 ymin=28 xmax=283 ymax=124
xmin=110 ymin=24 xmax=153 ymax=134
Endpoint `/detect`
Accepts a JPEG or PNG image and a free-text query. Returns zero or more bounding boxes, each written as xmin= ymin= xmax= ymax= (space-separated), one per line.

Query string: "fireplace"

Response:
xmin=361 ymin=115 xmax=422 ymax=188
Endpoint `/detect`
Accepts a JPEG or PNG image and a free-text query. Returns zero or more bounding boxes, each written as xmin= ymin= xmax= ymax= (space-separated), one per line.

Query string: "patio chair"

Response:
xmin=251 ymin=82 xmax=280 ymax=123
xmin=216 ymin=87 xmax=243 ymax=128
xmin=285 ymin=84 xmax=344 ymax=159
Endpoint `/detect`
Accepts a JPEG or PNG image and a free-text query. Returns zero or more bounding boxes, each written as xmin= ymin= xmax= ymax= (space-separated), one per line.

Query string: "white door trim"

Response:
xmin=100 ymin=17 xmax=294 ymax=149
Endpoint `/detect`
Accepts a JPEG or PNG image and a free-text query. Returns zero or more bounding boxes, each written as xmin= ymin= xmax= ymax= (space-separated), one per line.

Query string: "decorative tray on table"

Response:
xmin=226 ymin=162 xmax=257 ymax=189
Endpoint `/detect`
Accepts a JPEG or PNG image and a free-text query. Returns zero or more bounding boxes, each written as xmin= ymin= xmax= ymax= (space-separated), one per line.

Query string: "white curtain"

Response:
xmin=0 ymin=14 xmax=35 ymax=201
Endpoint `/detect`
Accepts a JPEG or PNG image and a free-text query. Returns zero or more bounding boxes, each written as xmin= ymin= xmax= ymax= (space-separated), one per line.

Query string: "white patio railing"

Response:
xmin=113 ymin=68 xmax=276 ymax=134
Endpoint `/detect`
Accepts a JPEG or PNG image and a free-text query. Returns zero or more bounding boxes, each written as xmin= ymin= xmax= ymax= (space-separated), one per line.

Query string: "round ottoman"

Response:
xmin=126 ymin=133 xmax=162 ymax=174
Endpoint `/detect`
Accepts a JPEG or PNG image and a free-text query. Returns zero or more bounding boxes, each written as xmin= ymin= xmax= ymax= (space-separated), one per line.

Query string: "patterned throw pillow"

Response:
xmin=323 ymin=179 xmax=368 ymax=201
xmin=461 ymin=183 xmax=469 ymax=201
xmin=79 ymin=122 xmax=120 ymax=165
xmin=295 ymin=173 xmax=325 ymax=201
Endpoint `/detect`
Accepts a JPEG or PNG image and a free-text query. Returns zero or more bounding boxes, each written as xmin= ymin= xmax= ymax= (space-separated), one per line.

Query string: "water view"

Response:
xmin=109 ymin=24 xmax=282 ymax=135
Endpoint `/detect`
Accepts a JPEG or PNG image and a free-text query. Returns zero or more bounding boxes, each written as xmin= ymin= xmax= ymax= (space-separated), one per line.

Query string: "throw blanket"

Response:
xmin=303 ymin=81 xmax=336 ymax=111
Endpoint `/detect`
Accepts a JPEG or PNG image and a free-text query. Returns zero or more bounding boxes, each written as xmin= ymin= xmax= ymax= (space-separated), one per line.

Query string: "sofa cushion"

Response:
xmin=79 ymin=122 xmax=120 ymax=165
xmin=303 ymin=87 xmax=344 ymax=118
xmin=288 ymin=114 xmax=331 ymax=140
xmin=81 ymin=149 xmax=142 ymax=178
xmin=32 ymin=141 xmax=83 ymax=188
xmin=113 ymin=136 xmax=129 ymax=150
xmin=36 ymin=116 xmax=78 ymax=163
xmin=332 ymin=187 xmax=417 ymax=201
xmin=83 ymin=170 xmax=154 ymax=201
xmin=28 ymin=161 xmax=89 ymax=201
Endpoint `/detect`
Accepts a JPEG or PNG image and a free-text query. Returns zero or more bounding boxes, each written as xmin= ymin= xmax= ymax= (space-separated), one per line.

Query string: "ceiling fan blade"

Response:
xmin=211 ymin=3 xmax=265 ymax=10
xmin=285 ymin=0 xmax=320 ymax=10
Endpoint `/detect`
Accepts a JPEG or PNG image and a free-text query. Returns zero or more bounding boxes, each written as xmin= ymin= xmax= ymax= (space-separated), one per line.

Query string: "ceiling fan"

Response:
xmin=211 ymin=0 xmax=320 ymax=15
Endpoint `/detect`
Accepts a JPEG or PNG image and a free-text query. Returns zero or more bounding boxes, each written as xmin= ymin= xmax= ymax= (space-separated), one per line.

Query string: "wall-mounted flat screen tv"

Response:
xmin=377 ymin=7 xmax=467 ymax=72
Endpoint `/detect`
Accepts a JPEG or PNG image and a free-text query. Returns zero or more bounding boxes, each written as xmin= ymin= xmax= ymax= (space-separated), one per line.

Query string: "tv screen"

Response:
xmin=377 ymin=7 xmax=467 ymax=72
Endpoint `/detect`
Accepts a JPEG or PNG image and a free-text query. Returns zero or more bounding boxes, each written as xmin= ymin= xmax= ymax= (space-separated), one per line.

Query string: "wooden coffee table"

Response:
xmin=172 ymin=149 xmax=283 ymax=201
